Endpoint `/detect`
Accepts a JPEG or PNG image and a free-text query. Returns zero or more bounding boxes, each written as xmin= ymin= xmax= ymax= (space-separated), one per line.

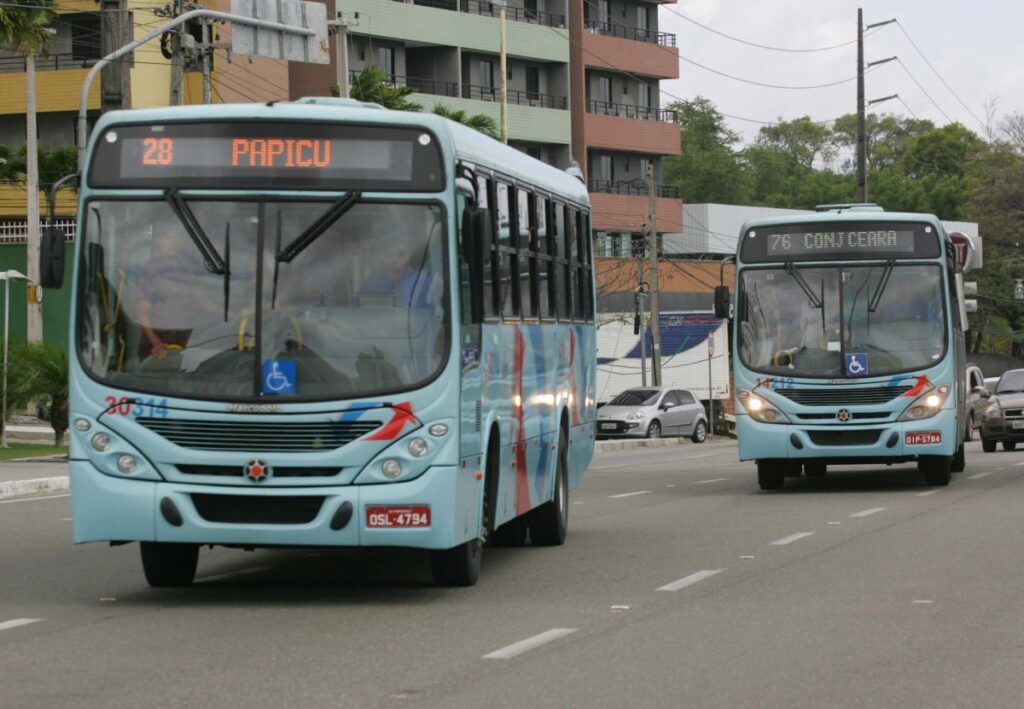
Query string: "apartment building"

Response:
xmin=579 ymin=0 xmax=682 ymax=257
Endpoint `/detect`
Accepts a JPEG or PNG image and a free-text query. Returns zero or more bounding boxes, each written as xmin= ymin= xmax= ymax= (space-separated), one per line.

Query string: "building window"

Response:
xmin=479 ymin=59 xmax=494 ymax=98
xmin=598 ymin=76 xmax=611 ymax=106
xmin=68 ymin=13 xmax=101 ymax=62
xmin=526 ymin=66 xmax=540 ymax=102
xmin=377 ymin=47 xmax=395 ymax=80
xmin=598 ymin=0 xmax=610 ymax=28
xmin=637 ymin=6 xmax=650 ymax=32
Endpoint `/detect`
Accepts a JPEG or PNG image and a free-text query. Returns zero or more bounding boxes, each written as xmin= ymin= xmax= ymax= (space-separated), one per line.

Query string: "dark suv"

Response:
xmin=979 ymin=368 xmax=1024 ymax=452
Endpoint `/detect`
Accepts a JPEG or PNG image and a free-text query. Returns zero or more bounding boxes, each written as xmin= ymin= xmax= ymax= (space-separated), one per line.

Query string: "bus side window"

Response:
xmin=518 ymin=188 xmax=536 ymax=319
xmin=456 ymin=193 xmax=473 ymax=326
xmin=561 ymin=206 xmax=575 ymax=321
xmin=536 ymin=195 xmax=554 ymax=321
xmin=496 ymin=181 xmax=518 ymax=319
xmin=578 ymin=211 xmax=593 ymax=321
xmin=481 ymin=177 xmax=498 ymax=318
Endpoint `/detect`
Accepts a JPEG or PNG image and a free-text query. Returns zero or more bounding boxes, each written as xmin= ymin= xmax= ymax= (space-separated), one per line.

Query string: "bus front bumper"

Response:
xmin=737 ymin=411 xmax=958 ymax=462
xmin=70 ymin=461 xmax=480 ymax=550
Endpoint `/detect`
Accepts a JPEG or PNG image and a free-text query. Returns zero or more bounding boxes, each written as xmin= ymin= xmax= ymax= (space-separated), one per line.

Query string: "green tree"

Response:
xmin=753 ymin=115 xmax=836 ymax=170
xmin=431 ymin=104 xmax=499 ymax=139
xmin=0 ymin=0 xmax=54 ymax=54
xmin=334 ymin=65 xmax=422 ymax=112
xmin=832 ymin=113 xmax=934 ymax=172
xmin=899 ymin=122 xmax=986 ymax=178
xmin=0 ymin=144 xmax=78 ymax=215
xmin=7 ymin=341 xmax=68 ymax=445
xmin=662 ymin=97 xmax=751 ymax=204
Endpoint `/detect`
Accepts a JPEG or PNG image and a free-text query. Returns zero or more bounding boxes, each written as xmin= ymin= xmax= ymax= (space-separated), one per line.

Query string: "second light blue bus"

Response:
xmin=715 ymin=204 xmax=974 ymax=490
xmin=49 ymin=97 xmax=596 ymax=586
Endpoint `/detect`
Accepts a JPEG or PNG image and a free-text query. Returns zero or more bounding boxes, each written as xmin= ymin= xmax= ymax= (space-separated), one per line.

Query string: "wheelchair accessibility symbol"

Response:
xmin=262 ymin=360 xmax=296 ymax=394
xmin=845 ymin=353 xmax=869 ymax=377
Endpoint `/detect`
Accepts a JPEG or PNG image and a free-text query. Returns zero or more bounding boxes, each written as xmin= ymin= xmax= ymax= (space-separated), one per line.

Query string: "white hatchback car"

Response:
xmin=596 ymin=387 xmax=708 ymax=442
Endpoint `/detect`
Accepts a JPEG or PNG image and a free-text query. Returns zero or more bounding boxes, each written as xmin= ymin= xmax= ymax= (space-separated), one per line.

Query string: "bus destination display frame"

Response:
xmin=740 ymin=220 xmax=941 ymax=262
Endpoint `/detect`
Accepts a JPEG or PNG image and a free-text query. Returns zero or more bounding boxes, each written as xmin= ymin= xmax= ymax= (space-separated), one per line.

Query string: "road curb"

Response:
xmin=0 ymin=476 xmax=70 ymax=500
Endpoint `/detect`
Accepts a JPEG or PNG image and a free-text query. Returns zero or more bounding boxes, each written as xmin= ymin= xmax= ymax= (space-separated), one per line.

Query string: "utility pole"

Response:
xmin=25 ymin=50 xmax=41 ymax=342
xmin=100 ymin=0 xmax=132 ymax=111
xmin=329 ymin=12 xmax=358 ymax=98
xmin=201 ymin=17 xmax=212 ymax=104
xmin=498 ymin=0 xmax=508 ymax=143
xmin=856 ymin=9 xmax=896 ymax=202
xmin=646 ymin=162 xmax=661 ymax=386
xmin=168 ymin=0 xmax=184 ymax=105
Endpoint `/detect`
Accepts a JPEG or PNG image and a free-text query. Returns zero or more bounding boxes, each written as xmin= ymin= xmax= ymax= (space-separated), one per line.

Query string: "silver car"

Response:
xmin=596 ymin=387 xmax=708 ymax=442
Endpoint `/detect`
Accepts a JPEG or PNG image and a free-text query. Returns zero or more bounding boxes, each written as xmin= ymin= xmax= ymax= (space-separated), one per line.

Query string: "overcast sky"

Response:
xmin=658 ymin=0 xmax=1023 ymax=145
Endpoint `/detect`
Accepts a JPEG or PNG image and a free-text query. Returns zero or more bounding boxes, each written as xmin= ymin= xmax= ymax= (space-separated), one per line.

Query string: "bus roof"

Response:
xmin=739 ymin=208 xmax=947 ymax=236
xmin=88 ymin=98 xmax=590 ymax=205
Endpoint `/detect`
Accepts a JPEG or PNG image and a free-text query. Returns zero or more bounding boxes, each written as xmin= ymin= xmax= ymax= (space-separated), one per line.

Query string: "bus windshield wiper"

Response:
xmin=276 ymin=191 xmax=362 ymax=264
xmin=868 ymin=260 xmax=896 ymax=313
xmin=783 ymin=262 xmax=822 ymax=309
xmin=165 ymin=189 xmax=228 ymax=275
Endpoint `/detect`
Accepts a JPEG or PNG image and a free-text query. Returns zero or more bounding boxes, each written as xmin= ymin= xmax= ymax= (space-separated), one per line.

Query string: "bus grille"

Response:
xmin=776 ymin=387 xmax=912 ymax=406
xmin=136 ymin=418 xmax=381 ymax=452
xmin=191 ymin=494 xmax=324 ymax=524
xmin=177 ymin=464 xmax=343 ymax=478
xmin=807 ymin=429 xmax=882 ymax=446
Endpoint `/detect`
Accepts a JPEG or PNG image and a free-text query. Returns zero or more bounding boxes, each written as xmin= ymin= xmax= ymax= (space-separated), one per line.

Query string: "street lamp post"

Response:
xmin=0 ymin=269 xmax=31 ymax=448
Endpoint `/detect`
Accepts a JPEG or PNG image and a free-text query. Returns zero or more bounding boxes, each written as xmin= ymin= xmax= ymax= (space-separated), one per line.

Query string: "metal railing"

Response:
xmin=351 ymin=71 xmax=460 ymax=98
xmin=389 ymin=0 xmax=566 ymax=27
xmin=584 ymin=20 xmax=675 ymax=46
xmin=463 ymin=83 xmax=568 ymax=110
xmin=587 ymin=99 xmax=676 ymax=122
xmin=588 ymin=179 xmax=681 ymax=199
xmin=0 ymin=53 xmax=99 ymax=73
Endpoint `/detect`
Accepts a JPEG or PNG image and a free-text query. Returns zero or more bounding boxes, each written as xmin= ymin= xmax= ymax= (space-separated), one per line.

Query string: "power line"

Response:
xmin=897 ymin=59 xmax=953 ymax=124
xmin=896 ymin=21 xmax=986 ymax=131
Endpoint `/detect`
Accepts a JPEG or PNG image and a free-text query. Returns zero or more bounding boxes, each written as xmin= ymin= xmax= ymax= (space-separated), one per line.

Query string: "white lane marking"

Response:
xmin=0 ymin=494 xmax=70 ymax=505
xmin=912 ymin=600 xmax=934 ymax=604
xmin=849 ymin=507 xmax=886 ymax=518
xmin=197 ymin=566 xmax=272 ymax=584
xmin=590 ymin=452 xmax=717 ymax=471
xmin=967 ymin=472 xmax=992 ymax=480
xmin=770 ymin=532 xmax=814 ymax=546
xmin=608 ymin=490 xmax=653 ymax=499
xmin=1014 ymin=461 xmax=1024 ymax=467
xmin=657 ymin=569 xmax=724 ymax=592
xmin=0 ymin=618 xmax=43 ymax=632
xmin=916 ymin=489 xmax=941 ymax=497
xmin=483 ymin=628 xmax=577 ymax=659
xmin=59 ymin=517 xmax=72 ymax=521
xmin=695 ymin=478 xmax=728 ymax=484
xmin=828 ymin=522 xmax=842 ymax=525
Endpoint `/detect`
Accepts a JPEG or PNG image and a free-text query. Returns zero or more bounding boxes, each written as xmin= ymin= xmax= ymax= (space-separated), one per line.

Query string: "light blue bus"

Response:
xmin=47 ymin=98 xmax=596 ymax=586
xmin=714 ymin=205 xmax=973 ymax=490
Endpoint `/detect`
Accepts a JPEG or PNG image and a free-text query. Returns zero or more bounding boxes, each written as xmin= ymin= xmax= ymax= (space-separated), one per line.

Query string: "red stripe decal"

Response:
xmin=367 ymin=401 xmax=417 ymax=441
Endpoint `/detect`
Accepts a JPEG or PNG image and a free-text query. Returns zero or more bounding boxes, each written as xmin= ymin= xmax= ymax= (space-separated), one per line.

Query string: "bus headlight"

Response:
xmin=737 ymin=390 xmax=790 ymax=424
xmin=898 ymin=384 xmax=951 ymax=421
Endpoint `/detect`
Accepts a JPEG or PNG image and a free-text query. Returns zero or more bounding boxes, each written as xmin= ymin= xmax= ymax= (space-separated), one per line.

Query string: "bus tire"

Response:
xmin=140 ymin=542 xmax=199 ymax=587
xmin=489 ymin=516 xmax=528 ymax=546
xmin=757 ymin=460 xmax=785 ymax=490
xmin=981 ymin=434 xmax=996 ymax=453
xmin=804 ymin=462 xmax=826 ymax=477
xmin=691 ymin=420 xmax=707 ymax=443
xmin=529 ymin=428 xmax=569 ymax=546
xmin=919 ymin=456 xmax=951 ymax=486
xmin=430 ymin=539 xmax=481 ymax=587
xmin=1003 ymin=441 xmax=1017 ymax=452
xmin=950 ymin=444 xmax=966 ymax=473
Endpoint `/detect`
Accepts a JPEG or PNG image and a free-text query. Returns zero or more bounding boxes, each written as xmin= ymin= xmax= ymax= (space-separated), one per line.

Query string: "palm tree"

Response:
xmin=431 ymin=104 xmax=500 ymax=140
xmin=1 ymin=0 xmax=55 ymax=343
xmin=8 ymin=341 xmax=68 ymax=445
xmin=335 ymin=65 xmax=422 ymax=112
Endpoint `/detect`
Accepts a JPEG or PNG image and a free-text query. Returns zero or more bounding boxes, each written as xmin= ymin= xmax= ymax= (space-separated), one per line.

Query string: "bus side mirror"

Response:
xmin=714 ymin=285 xmax=730 ymax=319
xmin=40 ymin=226 xmax=66 ymax=289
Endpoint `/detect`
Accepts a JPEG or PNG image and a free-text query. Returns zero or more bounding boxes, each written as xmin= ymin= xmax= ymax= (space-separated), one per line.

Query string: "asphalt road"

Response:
xmin=3 ymin=439 xmax=1024 ymax=708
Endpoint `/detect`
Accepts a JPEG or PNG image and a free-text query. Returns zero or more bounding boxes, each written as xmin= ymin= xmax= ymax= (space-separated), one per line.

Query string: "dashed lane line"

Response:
xmin=0 ymin=618 xmax=43 ymax=632
xmin=770 ymin=532 xmax=815 ymax=546
xmin=483 ymin=628 xmax=577 ymax=659
xmin=608 ymin=490 xmax=653 ymax=499
xmin=967 ymin=472 xmax=992 ymax=480
xmin=849 ymin=507 xmax=886 ymax=518
xmin=916 ymin=490 xmax=941 ymax=497
xmin=695 ymin=478 xmax=729 ymax=484
xmin=657 ymin=569 xmax=724 ymax=592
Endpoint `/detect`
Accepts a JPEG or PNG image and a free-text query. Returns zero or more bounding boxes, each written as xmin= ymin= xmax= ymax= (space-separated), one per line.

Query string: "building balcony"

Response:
xmin=394 ymin=0 xmax=567 ymax=28
xmin=583 ymin=29 xmax=678 ymax=79
xmin=463 ymin=83 xmax=568 ymax=110
xmin=588 ymin=179 xmax=680 ymax=199
xmin=0 ymin=53 xmax=99 ymax=74
xmin=583 ymin=20 xmax=675 ymax=47
xmin=584 ymin=111 xmax=680 ymax=156
xmin=590 ymin=192 xmax=682 ymax=234
xmin=0 ymin=65 xmax=100 ymax=115
xmin=588 ymin=99 xmax=675 ymax=122
xmin=350 ymin=71 xmax=460 ymax=98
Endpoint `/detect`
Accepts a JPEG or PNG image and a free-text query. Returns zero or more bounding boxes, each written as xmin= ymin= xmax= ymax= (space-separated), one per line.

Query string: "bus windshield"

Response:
xmin=77 ymin=199 xmax=448 ymax=401
xmin=738 ymin=264 xmax=945 ymax=378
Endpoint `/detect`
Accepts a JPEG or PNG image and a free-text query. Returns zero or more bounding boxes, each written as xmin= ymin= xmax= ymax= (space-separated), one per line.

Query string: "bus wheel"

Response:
xmin=529 ymin=429 xmax=569 ymax=546
xmin=1003 ymin=441 xmax=1017 ymax=452
xmin=919 ymin=456 xmax=951 ymax=486
xmin=757 ymin=461 xmax=785 ymax=490
xmin=140 ymin=542 xmax=199 ymax=587
xmin=950 ymin=445 xmax=966 ymax=473
xmin=981 ymin=434 xmax=996 ymax=453
xmin=430 ymin=539 xmax=481 ymax=587
xmin=804 ymin=463 xmax=826 ymax=477
xmin=490 ymin=516 xmax=528 ymax=546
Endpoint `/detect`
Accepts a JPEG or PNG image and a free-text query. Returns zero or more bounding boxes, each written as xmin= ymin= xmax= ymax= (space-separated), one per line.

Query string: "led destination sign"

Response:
xmin=766 ymin=229 xmax=915 ymax=257
xmin=741 ymin=221 xmax=940 ymax=262
xmin=89 ymin=121 xmax=444 ymax=191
